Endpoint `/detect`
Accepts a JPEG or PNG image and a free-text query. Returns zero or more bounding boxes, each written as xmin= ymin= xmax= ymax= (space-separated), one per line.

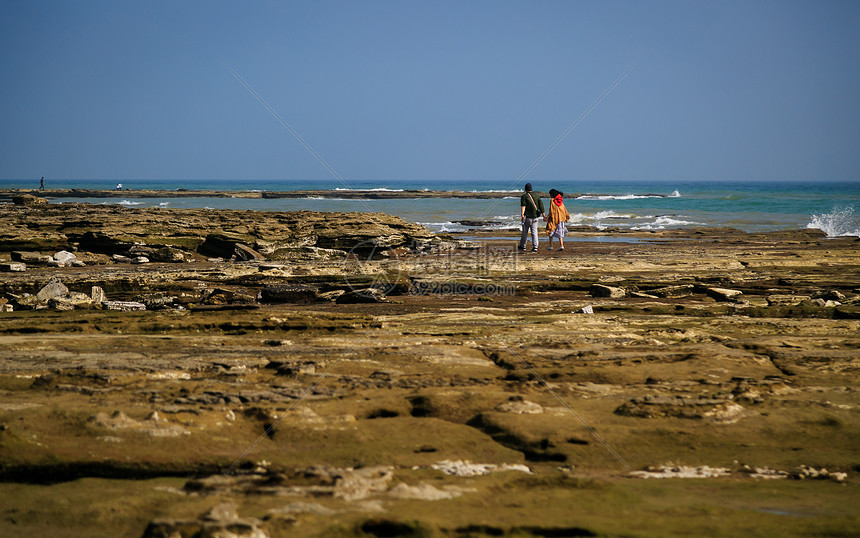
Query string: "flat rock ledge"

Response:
xmin=0 ymin=203 xmax=438 ymax=264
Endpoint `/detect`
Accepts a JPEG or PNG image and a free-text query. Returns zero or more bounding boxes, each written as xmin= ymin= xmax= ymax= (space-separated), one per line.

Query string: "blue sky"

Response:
xmin=1 ymin=0 xmax=858 ymax=182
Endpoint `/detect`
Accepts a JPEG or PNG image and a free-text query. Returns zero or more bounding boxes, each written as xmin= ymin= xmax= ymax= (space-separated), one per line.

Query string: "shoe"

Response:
xmin=517 ymin=246 xmax=527 ymax=251
xmin=531 ymin=248 xmax=539 ymax=253
xmin=558 ymin=247 xmax=564 ymax=251
xmin=546 ymin=246 xmax=553 ymax=250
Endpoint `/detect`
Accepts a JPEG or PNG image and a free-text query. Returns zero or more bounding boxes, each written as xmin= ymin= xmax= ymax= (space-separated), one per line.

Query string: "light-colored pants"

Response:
xmin=519 ymin=217 xmax=540 ymax=250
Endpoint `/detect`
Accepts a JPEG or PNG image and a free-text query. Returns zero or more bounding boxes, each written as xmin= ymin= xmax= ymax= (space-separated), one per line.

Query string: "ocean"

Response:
xmin=4 ymin=178 xmax=859 ymax=237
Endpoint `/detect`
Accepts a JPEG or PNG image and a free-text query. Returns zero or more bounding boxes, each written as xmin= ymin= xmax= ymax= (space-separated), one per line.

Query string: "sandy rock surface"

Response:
xmin=0 ymin=204 xmax=858 ymax=537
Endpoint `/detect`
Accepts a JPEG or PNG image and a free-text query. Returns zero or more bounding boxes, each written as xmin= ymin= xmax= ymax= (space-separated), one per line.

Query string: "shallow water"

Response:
xmin=5 ymin=178 xmax=859 ymax=235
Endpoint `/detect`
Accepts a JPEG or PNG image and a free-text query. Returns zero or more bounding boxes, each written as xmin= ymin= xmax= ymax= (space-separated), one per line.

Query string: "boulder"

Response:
xmin=766 ymin=294 xmax=810 ymax=306
xmin=48 ymin=292 xmax=94 ymax=310
xmin=52 ymin=250 xmax=77 ymax=266
xmin=91 ymin=286 xmax=106 ymax=303
xmin=0 ymin=262 xmax=26 ymax=272
xmin=36 ymin=278 xmax=68 ymax=302
xmin=234 ymin=243 xmax=266 ymax=261
xmin=11 ymin=294 xmax=40 ymax=310
xmin=143 ymin=296 xmax=178 ymax=310
xmin=259 ymin=284 xmax=318 ymax=304
xmin=705 ymin=287 xmax=743 ymax=302
xmin=813 ymin=290 xmax=846 ymax=301
xmin=11 ymin=194 xmax=48 ymax=206
xmin=495 ymin=399 xmax=543 ymax=414
xmin=337 ymin=288 xmax=388 ymax=304
xmin=318 ymin=290 xmax=346 ymax=302
xmin=150 ymin=247 xmax=186 ymax=263
xmin=651 ymin=284 xmax=695 ymax=298
xmin=11 ymin=251 xmax=52 ymax=264
xmin=102 ymin=301 xmax=146 ymax=311
xmin=589 ymin=284 xmax=626 ymax=299
xmin=202 ymin=502 xmax=239 ymax=522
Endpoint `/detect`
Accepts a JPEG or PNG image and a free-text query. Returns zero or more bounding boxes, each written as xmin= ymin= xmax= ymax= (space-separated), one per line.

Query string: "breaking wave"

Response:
xmin=806 ymin=206 xmax=860 ymax=237
xmin=632 ymin=216 xmax=704 ymax=230
xmin=575 ymin=190 xmax=679 ymax=200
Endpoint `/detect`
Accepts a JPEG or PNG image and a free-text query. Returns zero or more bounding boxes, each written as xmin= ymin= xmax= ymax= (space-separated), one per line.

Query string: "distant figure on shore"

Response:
xmin=40 ymin=177 xmax=44 ymax=190
xmin=546 ymin=189 xmax=571 ymax=251
xmin=519 ymin=183 xmax=545 ymax=252
xmin=116 ymin=183 xmax=123 ymax=190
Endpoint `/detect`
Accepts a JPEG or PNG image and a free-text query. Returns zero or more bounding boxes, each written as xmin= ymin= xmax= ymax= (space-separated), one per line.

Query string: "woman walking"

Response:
xmin=546 ymin=189 xmax=570 ymax=250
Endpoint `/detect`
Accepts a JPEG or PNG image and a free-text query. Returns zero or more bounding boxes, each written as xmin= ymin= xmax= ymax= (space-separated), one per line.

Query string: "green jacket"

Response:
xmin=520 ymin=192 xmax=544 ymax=219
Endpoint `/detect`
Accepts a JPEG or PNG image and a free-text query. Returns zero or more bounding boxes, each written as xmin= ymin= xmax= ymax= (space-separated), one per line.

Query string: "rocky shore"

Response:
xmin=1 ymin=200 xmax=858 ymax=537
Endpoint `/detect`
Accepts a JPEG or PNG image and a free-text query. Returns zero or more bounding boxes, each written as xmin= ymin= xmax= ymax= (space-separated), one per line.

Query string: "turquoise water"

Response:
xmin=3 ymin=179 xmax=859 ymax=236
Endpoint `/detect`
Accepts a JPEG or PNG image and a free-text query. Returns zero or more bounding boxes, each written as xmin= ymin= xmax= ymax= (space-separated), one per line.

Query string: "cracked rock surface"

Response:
xmin=0 ymin=205 xmax=858 ymax=536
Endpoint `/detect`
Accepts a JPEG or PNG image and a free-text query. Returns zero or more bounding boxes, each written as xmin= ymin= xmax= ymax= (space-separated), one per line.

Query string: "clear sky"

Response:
xmin=1 ymin=0 xmax=858 ymax=182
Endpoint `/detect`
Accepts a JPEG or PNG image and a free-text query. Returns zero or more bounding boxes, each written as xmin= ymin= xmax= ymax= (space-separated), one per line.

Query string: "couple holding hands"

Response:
xmin=519 ymin=183 xmax=570 ymax=252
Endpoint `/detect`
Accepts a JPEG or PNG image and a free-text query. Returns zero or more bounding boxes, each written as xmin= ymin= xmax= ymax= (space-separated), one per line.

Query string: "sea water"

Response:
xmin=3 ymin=178 xmax=858 ymax=236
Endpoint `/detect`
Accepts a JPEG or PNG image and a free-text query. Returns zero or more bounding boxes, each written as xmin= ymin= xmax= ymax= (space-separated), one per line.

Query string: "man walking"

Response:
xmin=519 ymin=183 xmax=545 ymax=252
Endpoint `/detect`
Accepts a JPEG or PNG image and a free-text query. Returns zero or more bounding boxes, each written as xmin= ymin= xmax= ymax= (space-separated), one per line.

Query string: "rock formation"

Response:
xmin=0 ymin=203 xmax=858 ymax=537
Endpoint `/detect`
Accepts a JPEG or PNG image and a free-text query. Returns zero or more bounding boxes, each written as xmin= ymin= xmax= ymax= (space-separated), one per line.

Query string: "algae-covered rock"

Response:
xmin=11 ymin=194 xmax=48 ymax=206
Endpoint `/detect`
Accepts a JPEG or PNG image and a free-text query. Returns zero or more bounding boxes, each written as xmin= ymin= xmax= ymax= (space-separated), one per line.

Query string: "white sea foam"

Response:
xmin=118 ymin=200 xmax=141 ymax=206
xmin=419 ymin=221 xmax=468 ymax=233
xmin=576 ymin=193 xmax=662 ymax=200
xmin=333 ymin=187 xmax=404 ymax=192
xmin=468 ymin=189 xmax=520 ymax=193
xmin=653 ymin=216 xmax=700 ymax=226
xmin=632 ymin=216 xmax=704 ymax=230
xmin=669 ymin=189 xmax=681 ymax=197
xmin=591 ymin=210 xmax=632 ymax=220
xmin=158 ymin=202 xmax=170 ymax=207
xmin=806 ymin=206 xmax=860 ymax=237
